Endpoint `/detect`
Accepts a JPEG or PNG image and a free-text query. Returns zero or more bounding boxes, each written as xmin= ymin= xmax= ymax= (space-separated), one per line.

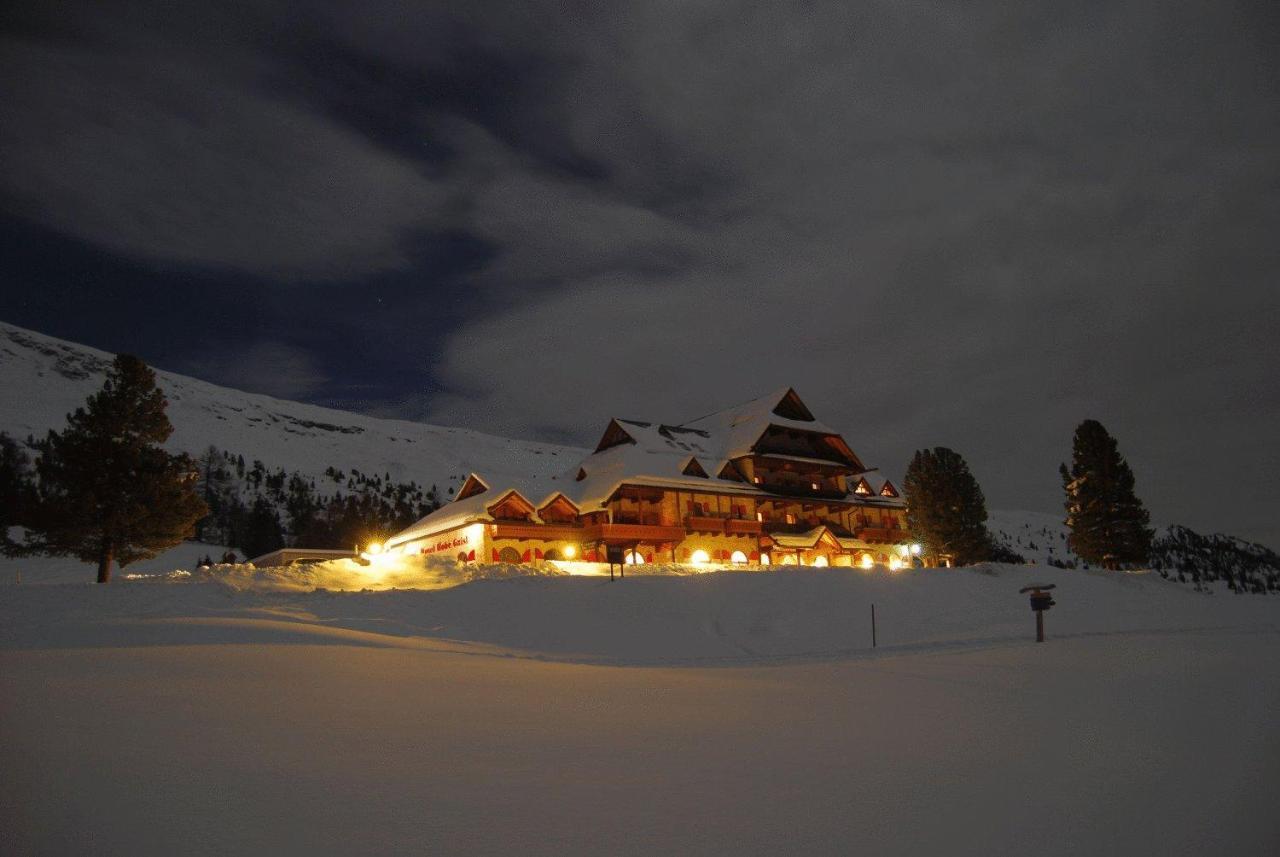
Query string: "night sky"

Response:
xmin=1 ymin=2 xmax=1277 ymax=545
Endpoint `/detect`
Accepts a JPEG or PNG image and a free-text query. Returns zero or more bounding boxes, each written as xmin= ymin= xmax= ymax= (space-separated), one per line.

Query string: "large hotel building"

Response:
xmin=384 ymin=388 xmax=913 ymax=569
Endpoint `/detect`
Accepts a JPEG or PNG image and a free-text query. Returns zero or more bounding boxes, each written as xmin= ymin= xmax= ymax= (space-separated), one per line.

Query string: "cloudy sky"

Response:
xmin=1 ymin=1 xmax=1277 ymax=545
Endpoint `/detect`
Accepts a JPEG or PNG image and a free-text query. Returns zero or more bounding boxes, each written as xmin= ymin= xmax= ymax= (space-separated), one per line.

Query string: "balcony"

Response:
xmin=582 ymin=522 xmax=687 ymax=544
xmin=854 ymin=527 xmax=903 ymax=543
xmin=756 ymin=482 xmax=848 ymax=501
xmin=685 ymin=515 xmax=726 ymax=533
xmin=724 ymin=519 xmax=763 ymax=535
xmin=490 ymin=521 xmax=584 ymax=541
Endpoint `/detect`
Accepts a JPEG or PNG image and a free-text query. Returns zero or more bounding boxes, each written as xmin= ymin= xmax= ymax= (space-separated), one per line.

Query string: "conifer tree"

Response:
xmin=903 ymin=447 xmax=993 ymax=566
xmin=239 ymin=495 xmax=284 ymax=560
xmin=1060 ymin=420 xmax=1153 ymax=569
xmin=0 ymin=432 xmax=35 ymax=556
xmin=26 ymin=355 xmax=208 ymax=582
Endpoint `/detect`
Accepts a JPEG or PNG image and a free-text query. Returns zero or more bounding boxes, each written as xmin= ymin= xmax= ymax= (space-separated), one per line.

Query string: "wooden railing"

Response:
xmin=582 ymin=522 xmax=687 ymax=543
xmin=854 ymin=527 xmax=903 ymax=543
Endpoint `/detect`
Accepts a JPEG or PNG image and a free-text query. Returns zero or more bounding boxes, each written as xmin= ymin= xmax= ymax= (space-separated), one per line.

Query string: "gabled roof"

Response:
xmin=679 ymin=388 xmax=843 ymax=460
xmin=851 ymin=472 xmax=907 ymax=508
xmin=486 ymin=489 xmax=536 ymax=518
xmin=537 ymin=492 xmax=580 ymax=515
xmin=681 ymin=457 xmax=709 ymax=478
xmin=456 ymin=473 xmax=489 ymax=500
xmin=566 ymin=437 xmax=762 ymax=511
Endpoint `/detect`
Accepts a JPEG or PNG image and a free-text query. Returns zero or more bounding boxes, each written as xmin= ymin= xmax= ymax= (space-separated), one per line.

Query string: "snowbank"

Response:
xmin=2 ymin=561 xmax=1274 ymax=664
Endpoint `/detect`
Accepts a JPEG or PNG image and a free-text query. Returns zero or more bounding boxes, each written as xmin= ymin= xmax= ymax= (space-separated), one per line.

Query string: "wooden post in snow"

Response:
xmin=871 ymin=603 xmax=877 ymax=648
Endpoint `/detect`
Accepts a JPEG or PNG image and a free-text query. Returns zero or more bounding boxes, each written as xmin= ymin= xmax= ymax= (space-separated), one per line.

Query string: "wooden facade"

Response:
xmin=385 ymin=388 xmax=914 ymax=569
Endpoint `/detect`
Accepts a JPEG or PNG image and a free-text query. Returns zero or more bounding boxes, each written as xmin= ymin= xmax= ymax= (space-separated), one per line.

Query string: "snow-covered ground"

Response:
xmin=2 ymin=563 xmax=1278 ymax=856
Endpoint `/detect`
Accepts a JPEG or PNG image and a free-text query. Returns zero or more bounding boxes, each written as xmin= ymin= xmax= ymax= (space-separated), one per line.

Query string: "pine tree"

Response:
xmin=903 ymin=447 xmax=993 ymax=566
xmin=239 ymin=495 xmax=284 ymax=560
xmin=1060 ymin=420 xmax=1153 ymax=569
xmin=25 ymin=355 xmax=208 ymax=582
xmin=1 ymin=433 xmax=35 ymax=556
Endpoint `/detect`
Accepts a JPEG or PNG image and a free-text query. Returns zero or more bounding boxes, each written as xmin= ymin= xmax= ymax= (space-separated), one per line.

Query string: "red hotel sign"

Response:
xmin=416 ymin=529 xmax=476 ymax=556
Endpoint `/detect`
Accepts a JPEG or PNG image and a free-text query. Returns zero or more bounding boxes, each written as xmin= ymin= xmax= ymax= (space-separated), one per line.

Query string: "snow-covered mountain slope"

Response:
xmin=987 ymin=508 xmax=1075 ymax=566
xmin=0 ymin=321 xmax=586 ymax=493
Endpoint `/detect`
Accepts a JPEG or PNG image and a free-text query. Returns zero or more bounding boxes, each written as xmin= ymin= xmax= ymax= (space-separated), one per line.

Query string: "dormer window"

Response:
xmin=682 ymin=457 xmax=708 ymax=478
xmin=854 ymin=479 xmax=871 ymax=496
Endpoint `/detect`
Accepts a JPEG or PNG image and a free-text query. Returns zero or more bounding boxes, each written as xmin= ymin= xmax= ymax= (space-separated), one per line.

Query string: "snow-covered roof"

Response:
xmin=565 ymin=436 xmax=762 ymax=511
xmin=679 ymin=387 xmax=842 ymax=460
xmin=389 ymin=388 xmax=902 ymax=544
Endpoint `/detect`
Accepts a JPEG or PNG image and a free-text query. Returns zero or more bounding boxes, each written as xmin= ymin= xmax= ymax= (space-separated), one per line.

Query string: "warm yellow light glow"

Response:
xmin=624 ymin=550 xmax=644 ymax=565
xmin=366 ymin=541 xmax=384 ymax=556
xmin=781 ymin=554 xmax=797 ymax=565
xmin=691 ymin=549 xmax=710 ymax=564
xmin=889 ymin=556 xmax=902 ymax=571
xmin=730 ymin=550 xmax=748 ymax=564
xmin=899 ymin=544 xmax=911 ymax=557
xmin=911 ymin=543 xmax=922 ymax=556
xmin=860 ymin=553 xmax=874 ymax=570
xmin=563 ymin=544 xmax=577 ymax=559
xmin=813 ymin=555 xmax=829 ymax=567
xmin=760 ymin=553 xmax=771 ymax=566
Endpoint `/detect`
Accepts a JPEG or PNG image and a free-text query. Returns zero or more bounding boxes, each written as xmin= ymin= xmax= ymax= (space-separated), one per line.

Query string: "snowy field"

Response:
xmin=2 ymin=563 xmax=1278 ymax=855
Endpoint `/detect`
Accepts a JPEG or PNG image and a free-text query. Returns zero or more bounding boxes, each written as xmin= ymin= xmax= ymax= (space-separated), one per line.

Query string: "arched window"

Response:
xmin=498 ymin=546 xmax=521 ymax=563
xmin=760 ymin=553 xmax=771 ymax=566
xmin=813 ymin=555 xmax=829 ymax=567
xmin=457 ymin=552 xmax=469 ymax=564
xmin=543 ymin=549 xmax=561 ymax=561
xmin=624 ymin=550 xmax=645 ymax=565
xmin=730 ymin=550 xmax=748 ymax=564
xmin=690 ymin=549 xmax=710 ymax=564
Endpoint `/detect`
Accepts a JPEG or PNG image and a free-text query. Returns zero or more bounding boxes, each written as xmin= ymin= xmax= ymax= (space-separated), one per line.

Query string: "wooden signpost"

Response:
xmin=1018 ymin=584 xmax=1057 ymax=642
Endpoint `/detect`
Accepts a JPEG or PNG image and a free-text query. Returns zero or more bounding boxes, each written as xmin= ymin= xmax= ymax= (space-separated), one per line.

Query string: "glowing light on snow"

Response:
xmin=365 ymin=541 xmax=384 ymax=556
xmin=813 ymin=555 xmax=829 ymax=567
xmin=691 ymin=549 xmax=710 ymax=565
xmin=860 ymin=553 xmax=874 ymax=570
xmin=563 ymin=544 xmax=577 ymax=559
xmin=730 ymin=550 xmax=748 ymax=564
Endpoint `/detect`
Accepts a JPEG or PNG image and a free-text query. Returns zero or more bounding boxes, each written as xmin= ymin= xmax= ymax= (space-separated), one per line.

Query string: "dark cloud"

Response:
xmin=1 ymin=1 xmax=1277 ymax=545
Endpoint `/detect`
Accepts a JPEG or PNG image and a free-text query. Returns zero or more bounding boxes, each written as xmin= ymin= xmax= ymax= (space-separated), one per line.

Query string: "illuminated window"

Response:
xmin=813 ymin=555 xmax=829 ymax=567
xmin=760 ymin=553 xmax=771 ymax=566
xmin=756 ymin=511 xmax=764 ymax=522
xmin=624 ymin=550 xmax=645 ymax=565
xmin=785 ymin=513 xmax=796 ymax=525
xmin=811 ymin=482 xmax=820 ymax=491
xmin=730 ymin=550 xmax=748 ymax=564
xmin=854 ymin=480 xmax=871 ymax=495
xmin=859 ymin=553 xmax=874 ymax=569
xmin=752 ymin=475 xmax=763 ymax=484
xmin=781 ymin=554 xmax=798 ymax=565
xmin=690 ymin=549 xmax=710 ymax=564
